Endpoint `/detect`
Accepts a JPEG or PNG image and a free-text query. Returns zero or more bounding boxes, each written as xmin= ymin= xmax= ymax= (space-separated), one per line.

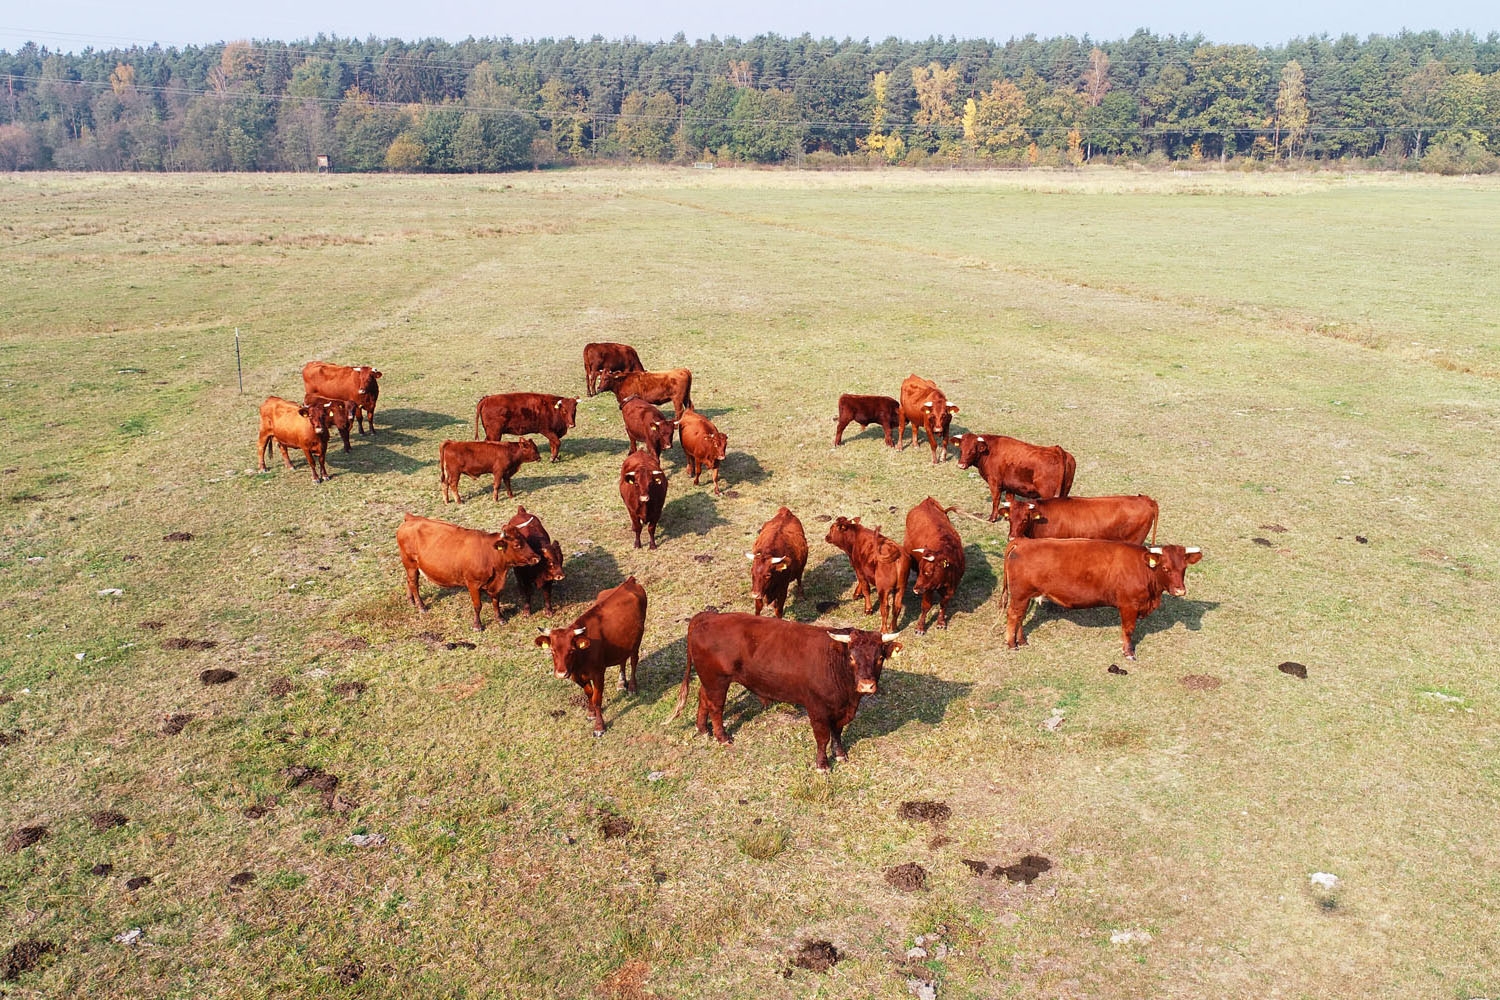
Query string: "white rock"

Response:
xmin=113 ymin=928 xmax=143 ymax=945
xmin=345 ymin=833 xmax=387 ymax=848
xmin=26 ymin=556 xmax=44 ymax=564
xmin=1042 ymin=714 xmax=1064 ymax=732
xmin=75 ymin=652 xmax=86 ymax=660
xmin=1309 ymin=872 xmax=1341 ymax=891
xmin=98 ymin=588 xmax=124 ymax=596
xmin=917 ymin=985 xmax=937 ymax=1000
xmin=906 ymin=946 xmax=928 ymax=960
xmin=647 ymin=771 xmax=665 ymax=782
xmin=1110 ymin=929 xmax=1153 ymax=945
xmin=934 ymin=943 xmax=949 ymax=960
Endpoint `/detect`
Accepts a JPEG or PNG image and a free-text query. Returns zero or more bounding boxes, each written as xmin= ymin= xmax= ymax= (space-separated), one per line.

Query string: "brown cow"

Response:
xmin=674 ymin=612 xmax=901 ymax=770
xmin=473 ymin=392 xmax=579 ymax=463
xmin=956 ymin=433 xmax=1077 ymax=521
xmin=302 ymin=361 xmax=381 ymax=435
xmin=584 ymin=342 xmax=644 ymax=397
xmin=257 ymin=396 xmax=332 ymax=483
xmin=898 ymin=375 xmax=959 ymax=463
xmin=1001 ymin=538 xmax=1203 ymax=660
xmin=746 ymin=506 xmax=808 ymax=618
xmin=396 ymin=514 xmax=540 ymax=630
xmin=904 ymin=497 xmax=966 ymax=634
xmin=598 ymin=368 xmax=693 ymax=417
xmin=304 ymin=393 xmax=356 ymax=452
xmin=620 ymin=397 xmax=675 ymax=457
xmin=834 ymin=394 xmax=900 ymax=447
xmin=619 ymin=449 xmax=669 ymax=549
xmin=507 ymin=506 xmax=565 ymax=615
xmin=439 ymin=438 xmax=541 ymax=503
xmin=824 ymin=516 xmax=911 ymax=634
xmin=1002 ymin=494 xmax=1158 ymax=545
xmin=676 ymin=410 xmax=728 ymax=495
xmin=533 ymin=577 xmax=647 ymax=735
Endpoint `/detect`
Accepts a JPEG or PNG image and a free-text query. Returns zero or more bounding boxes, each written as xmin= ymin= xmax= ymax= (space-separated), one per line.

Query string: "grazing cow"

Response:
xmin=507 ymin=506 xmax=565 ymax=615
xmin=598 ymin=368 xmax=693 ymax=417
xmin=1002 ymin=494 xmax=1158 ymax=545
xmin=473 ymin=392 xmax=579 ymax=463
xmin=396 ymin=514 xmax=540 ymax=630
xmin=533 ymin=577 xmax=648 ymax=735
xmin=956 ymin=433 xmax=1077 ymax=521
xmin=898 ymin=374 xmax=959 ymax=463
xmin=304 ymin=393 xmax=357 ymax=452
xmin=583 ymin=342 xmax=644 ymax=397
xmin=674 ymin=612 xmax=901 ymax=770
xmin=904 ymin=498 xmax=966 ymax=634
xmin=834 ymin=394 xmax=900 ymax=447
xmin=824 ymin=516 xmax=911 ymax=634
xmin=1001 ymin=538 xmax=1203 ymax=660
xmin=439 ymin=438 xmax=541 ymax=503
xmin=746 ymin=506 xmax=808 ymax=618
xmin=676 ymin=410 xmax=728 ymax=495
xmin=620 ymin=397 xmax=675 ymax=457
xmin=302 ymin=361 xmax=381 ymax=435
xmin=619 ymin=449 xmax=668 ymax=549
xmin=257 ymin=396 xmax=332 ymax=483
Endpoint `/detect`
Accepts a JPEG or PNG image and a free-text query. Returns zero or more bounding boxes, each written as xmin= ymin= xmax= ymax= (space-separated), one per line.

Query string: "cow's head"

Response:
xmin=651 ymin=416 xmax=675 ymax=453
xmin=622 ymin=464 xmax=667 ymax=503
xmin=518 ymin=438 xmax=542 ymax=462
xmin=709 ymin=429 xmax=728 ymax=462
xmin=829 ymin=629 xmax=901 ymax=695
xmin=299 ymin=402 xmax=332 ymax=434
xmin=1145 ymin=544 xmax=1202 ymax=597
xmin=1000 ymin=497 xmax=1044 ymax=539
xmin=958 ymin=433 xmax=990 ymax=469
xmin=908 ymin=546 xmax=956 ymax=592
xmin=354 ymin=366 xmax=382 ymax=397
xmin=553 ymin=396 xmax=579 ymax=428
xmin=825 ymin=515 xmax=861 ymax=549
xmin=746 ymin=548 xmax=793 ymax=601
xmin=495 ymin=526 xmax=541 ymax=568
xmin=541 ymin=540 xmax=566 ymax=583
xmin=598 ymin=370 xmax=627 ymax=392
xmin=533 ymin=625 xmax=590 ymax=679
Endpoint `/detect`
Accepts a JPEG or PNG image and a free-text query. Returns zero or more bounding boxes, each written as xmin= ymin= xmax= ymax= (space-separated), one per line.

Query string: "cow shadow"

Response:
xmin=511 ymin=471 xmax=589 ymax=494
xmin=1026 ymin=597 xmax=1220 ymax=640
xmin=329 ymin=433 xmax=429 ymax=476
xmin=559 ymin=545 xmax=626 ymax=604
xmin=952 ymin=543 xmax=999 ymax=613
xmin=687 ymin=406 xmax=733 ymax=420
xmin=662 ymin=492 xmax=729 ymax=539
xmin=560 ymin=435 xmax=627 ymax=459
xmin=789 ymin=553 xmax=857 ymax=622
xmin=438 ymin=472 xmax=588 ymax=504
xmin=721 ymin=451 xmax=768 ymax=486
xmin=379 ymin=408 xmax=465 ymax=433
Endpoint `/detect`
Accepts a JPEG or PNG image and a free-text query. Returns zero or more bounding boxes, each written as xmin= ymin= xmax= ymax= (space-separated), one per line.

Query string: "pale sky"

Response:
xmin=1 ymin=0 xmax=1494 ymax=54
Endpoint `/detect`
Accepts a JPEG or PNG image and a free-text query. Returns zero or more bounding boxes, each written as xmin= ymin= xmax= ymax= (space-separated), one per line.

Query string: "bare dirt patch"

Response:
xmin=898 ymin=800 xmax=951 ymax=824
xmin=242 ymin=804 xmax=269 ymax=819
xmin=597 ymin=957 xmax=654 ymax=999
xmin=927 ymin=834 xmax=953 ymax=849
xmin=0 ymin=729 xmax=23 ymax=747
xmin=5 ymin=826 xmax=46 ymax=853
xmin=199 ymin=668 xmax=237 ymax=685
xmin=267 ymin=677 xmax=293 ymax=698
xmin=791 ymin=939 xmax=840 ymax=973
xmin=228 ymin=871 xmax=256 ymax=891
xmin=1278 ymin=661 xmax=1309 ymax=679
xmin=548 ymin=709 xmax=566 ymax=718
xmin=333 ymin=681 xmax=366 ymax=700
xmin=443 ymin=640 xmax=476 ymax=650
xmin=885 ymin=862 xmax=927 ymax=891
xmin=164 ymin=637 xmax=217 ymax=651
xmin=1251 ymin=537 xmax=1273 ymax=547
xmin=599 ymin=813 xmax=634 ymax=839
xmin=1108 ymin=663 xmax=1129 ymax=675
xmin=0 ymin=694 xmax=11 ymax=705
xmin=161 ymin=714 xmax=193 ymax=735
xmin=162 ymin=532 xmax=194 ymax=542
xmin=1180 ymin=674 xmax=1222 ymax=691
xmin=334 ymin=958 xmax=365 ymax=985
xmin=994 ymin=854 xmax=1052 ymax=884
xmin=693 ymin=553 xmax=714 ymax=564
xmin=125 ymin=875 xmax=152 ymax=891
xmin=138 ymin=620 xmax=165 ymax=630
xmin=1259 ymin=523 xmax=1288 ymax=533
xmin=962 ymin=858 xmax=990 ymax=876
xmin=2 ymin=939 xmax=58 ymax=981
xmin=89 ymin=863 xmax=113 ymax=876
xmin=88 ymin=810 xmax=128 ymax=832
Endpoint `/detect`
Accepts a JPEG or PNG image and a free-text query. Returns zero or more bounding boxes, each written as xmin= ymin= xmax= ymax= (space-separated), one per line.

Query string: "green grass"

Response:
xmin=1 ymin=166 xmax=1498 ymax=999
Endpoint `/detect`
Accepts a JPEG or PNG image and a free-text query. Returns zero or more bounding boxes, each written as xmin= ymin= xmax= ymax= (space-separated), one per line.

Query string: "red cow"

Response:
xmin=904 ymin=498 xmax=966 ymax=634
xmin=507 ymin=505 xmax=565 ymax=615
xmin=956 ymin=433 xmax=1077 ymax=521
xmin=824 ymin=516 xmax=911 ymax=634
xmin=598 ymin=368 xmax=693 ymax=417
xmin=584 ymin=342 xmax=644 ymax=396
xmin=674 ymin=612 xmax=901 ymax=770
xmin=439 ymin=438 xmax=541 ymax=502
xmin=619 ymin=449 xmax=669 ymax=549
xmin=302 ymin=361 xmax=381 ymax=435
xmin=257 ymin=396 xmax=332 ymax=483
xmin=1001 ymin=538 xmax=1203 ymax=660
xmin=304 ymin=393 xmax=356 ymax=452
xmin=396 ymin=514 xmax=540 ymax=630
xmin=676 ymin=410 xmax=728 ymax=495
xmin=474 ymin=392 xmax=579 ymax=463
xmin=746 ymin=506 xmax=808 ymax=618
xmin=1002 ymin=494 xmax=1158 ymax=545
xmin=533 ymin=577 xmax=648 ymax=735
xmin=898 ymin=374 xmax=959 ymax=463
xmin=620 ymin=397 xmax=675 ymax=457
xmin=834 ymin=394 xmax=900 ymax=447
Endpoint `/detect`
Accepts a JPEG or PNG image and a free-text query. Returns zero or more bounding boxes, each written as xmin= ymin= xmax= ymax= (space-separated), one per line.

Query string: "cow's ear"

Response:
xmin=852 ymin=516 xmax=861 ymax=524
xmin=1185 ymin=547 xmax=1203 ymax=564
xmin=297 ymin=406 xmax=310 ymax=416
xmin=882 ymin=639 xmax=902 ymax=657
xmin=574 ymin=637 xmax=591 ymax=649
xmin=532 ymin=632 xmax=551 ymax=648
xmin=374 ymin=371 xmax=382 ymax=378
xmin=947 ymin=404 xmax=959 ymax=413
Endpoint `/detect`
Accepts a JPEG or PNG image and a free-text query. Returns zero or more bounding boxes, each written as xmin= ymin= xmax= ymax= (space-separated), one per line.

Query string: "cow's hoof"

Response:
xmin=592 ymin=729 xmax=604 ymax=739
xmin=815 ymin=763 xmax=831 ymax=773
xmin=1125 ymin=653 xmax=1137 ymax=662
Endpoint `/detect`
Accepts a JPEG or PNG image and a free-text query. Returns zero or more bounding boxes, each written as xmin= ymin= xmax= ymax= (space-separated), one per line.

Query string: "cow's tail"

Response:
xmin=1000 ymin=540 xmax=1015 ymax=607
xmin=473 ymin=402 xmax=482 ymax=440
xmin=1149 ymin=497 xmax=1160 ymax=546
xmin=1060 ymin=450 xmax=1077 ymax=498
xmin=670 ymin=641 xmax=695 ymax=722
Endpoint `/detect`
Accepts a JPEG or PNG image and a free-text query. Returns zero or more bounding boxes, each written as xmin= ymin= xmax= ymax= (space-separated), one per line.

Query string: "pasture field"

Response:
xmin=1 ymin=167 xmax=1498 ymax=999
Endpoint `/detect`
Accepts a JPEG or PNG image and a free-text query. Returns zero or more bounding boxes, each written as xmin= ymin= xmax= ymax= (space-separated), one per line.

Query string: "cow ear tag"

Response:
xmin=1147 ymin=556 xmax=1158 ymax=568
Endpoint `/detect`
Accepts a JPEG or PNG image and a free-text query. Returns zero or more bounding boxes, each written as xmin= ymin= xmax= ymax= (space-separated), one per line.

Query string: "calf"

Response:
xmin=904 ymin=497 xmax=966 ymax=634
xmin=304 ymin=393 xmax=357 ymax=452
xmin=396 ymin=513 xmax=540 ymax=630
xmin=620 ymin=397 xmax=675 ymax=457
xmin=302 ymin=361 xmax=381 ymax=434
xmin=675 ymin=612 xmax=901 ymax=770
xmin=1001 ymin=538 xmax=1203 ymax=660
xmin=505 ymin=506 xmax=565 ymax=614
xmin=584 ymin=342 xmax=644 ymax=396
xmin=676 ymin=410 xmax=728 ymax=495
xmin=257 ymin=396 xmax=332 ymax=484
xmin=598 ymin=368 xmax=693 ymax=417
xmin=1003 ymin=494 xmax=1158 ymax=545
xmin=474 ymin=392 xmax=579 ymax=463
xmin=834 ymin=394 xmax=900 ymax=447
xmin=746 ymin=506 xmax=808 ymax=618
xmin=824 ymin=516 xmax=911 ymax=634
xmin=619 ymin=449 xmax=669 ymax=549
xmin=898 ymin=374 xmax=959 ymax=463
xmin=439 ymin=438 xmax=541 ymax=502
xmin=533 ymin=577 xmax=647 ymax=735
xmin=956 ymin=433 xmax=1077 ymax=520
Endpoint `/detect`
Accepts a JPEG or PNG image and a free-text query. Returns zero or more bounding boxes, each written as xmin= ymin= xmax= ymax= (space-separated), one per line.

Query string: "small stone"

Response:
xmin=647 ymin=771 xmax=665 ymax=782
xmin=344 ymin=833 xmax=387 ymax=848
xmin=113 ymin=928 xmax=143 ymax=945
xmin=1110 ymin=929 xmax=1152 ymax=945
xmin=75 ymin=652 xmax=86 ymax=660
xmin=933 ymin=943 xmax=948 ymax=960
xmin=1042 ymin=714 xmax=1064 ymax=732
xmin=97 ymin=588 xmax=123 ymax=596
xmin=1309 ymin=872 xmax=1341 ymax=891
xmin=906 ymin=946 xmax=928 ymax=960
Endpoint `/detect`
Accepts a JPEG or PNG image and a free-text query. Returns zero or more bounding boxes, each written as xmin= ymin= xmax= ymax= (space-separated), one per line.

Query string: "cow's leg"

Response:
xmin=544 ymin=432 xmax=561 ymax=463
xmin=936 ymin=593 xmax=951 ymax=630
xmin=705 ymin=678 xmax=732 ymax=744
xmin=691 ymin=458 xmax=701 ymax=485
xmin=809 ymin=718 xmax=834 ymax=771
xmin=695 ymin=685 xmax=712 ymax=735
xmin=882 ymin=419 xmax=896 ymax=446
xmin=631 ymin=517 xmax=643 ymax=549
xmin=403 ymin=562 xmax=425 ymax=611
xmin=364 ymin=404 xmax=375 ymax=436
xmin=834 ymin=414 xmax=850 ymax=446
xmin=916 ymin=591 xmax=931 ymax=635
xmin=855 ymin=572 xmax=873 ymax=614
xmin=278 ymin=442 xmax=296 ymax=470
xmin=710 ymin=465 xmax=720 ymax=496
xmin=1006 ymin=596 xmax=1030 ymax=649
xmin=467 ymin=585 xmax=484 ymax=631
xmin=646 ymin=520 xmax=658 ymax=550
xmin=829 ymin=721 xmax=849 ymax=763
xmin=257 ymin=432 xmax=271 ymax=471
xmin=587 ymin=671 xmax=606 ymax=735
xmin=624 ymin=646 xmax=639 ymax=693
xmin=306 ymin=448 xmax=324 ymax=483
xmin=989 ymin=484 xmax=1002 ymax=522
xmin=541 ymin=583 xmax=554 ymax=615
xmin=1119 ymin=605 xmax=1140 ymax=661
xmin=926 ymin=423 xmax=940 ymax=464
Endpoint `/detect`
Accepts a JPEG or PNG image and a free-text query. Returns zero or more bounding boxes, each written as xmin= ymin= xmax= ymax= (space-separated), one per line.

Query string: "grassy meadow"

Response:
xmin=1 ymin=166 xmax=1498 ymax=998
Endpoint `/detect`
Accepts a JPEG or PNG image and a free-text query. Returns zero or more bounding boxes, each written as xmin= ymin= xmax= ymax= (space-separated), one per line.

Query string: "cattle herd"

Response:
xmin=257 ymin=344 xmax=1203 ymax=769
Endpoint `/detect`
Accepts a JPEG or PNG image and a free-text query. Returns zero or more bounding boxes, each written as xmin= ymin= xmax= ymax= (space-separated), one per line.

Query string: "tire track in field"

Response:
xmin=626 ymin=190 xmax=1498 ymax=381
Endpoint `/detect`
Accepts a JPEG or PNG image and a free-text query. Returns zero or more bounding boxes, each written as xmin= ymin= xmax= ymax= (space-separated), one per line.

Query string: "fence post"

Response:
xmin=235 ymin=328 xmax=243 ymax=394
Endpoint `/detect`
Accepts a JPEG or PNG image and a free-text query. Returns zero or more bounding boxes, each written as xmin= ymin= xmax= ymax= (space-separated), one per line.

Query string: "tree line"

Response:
xmin=1 ymin=29 xmax=1497 ymax=173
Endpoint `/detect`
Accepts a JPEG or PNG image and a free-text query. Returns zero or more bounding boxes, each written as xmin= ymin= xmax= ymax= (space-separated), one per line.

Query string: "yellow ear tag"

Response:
xmin=1148 ymin=557 xmax=1158 ymax=568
